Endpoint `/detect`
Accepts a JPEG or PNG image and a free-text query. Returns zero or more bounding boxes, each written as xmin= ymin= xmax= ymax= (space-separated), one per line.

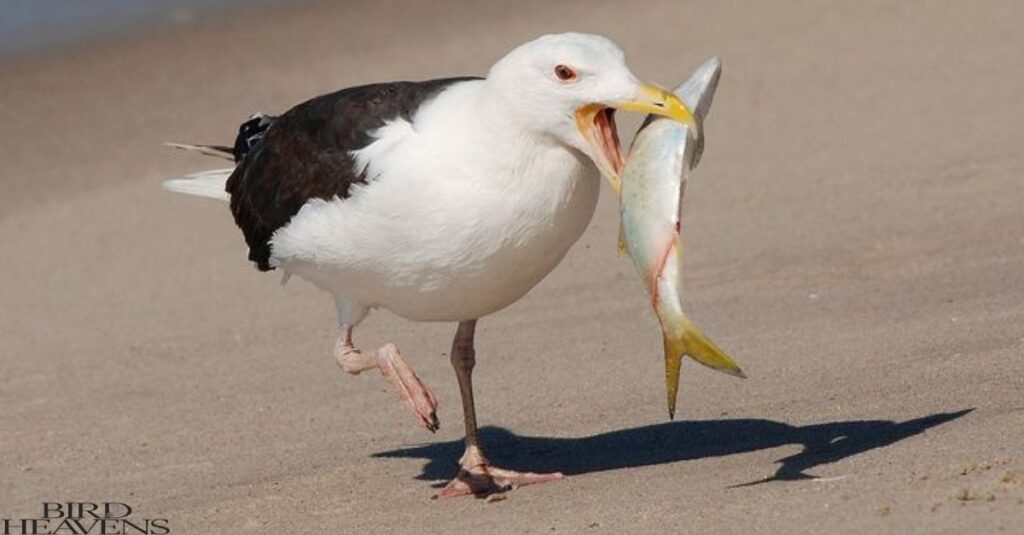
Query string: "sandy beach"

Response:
xmin=1 ymin=1 xmax=1022 ymax=533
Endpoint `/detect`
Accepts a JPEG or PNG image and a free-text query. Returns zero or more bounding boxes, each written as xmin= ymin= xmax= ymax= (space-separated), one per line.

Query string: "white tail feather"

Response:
xmin=162 ymin=168 xmax=233 ymax=201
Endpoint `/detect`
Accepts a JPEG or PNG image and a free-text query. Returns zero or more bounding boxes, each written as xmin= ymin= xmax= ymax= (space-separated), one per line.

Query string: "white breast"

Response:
xmin=269 ymin=82 xmax=601 ymax=321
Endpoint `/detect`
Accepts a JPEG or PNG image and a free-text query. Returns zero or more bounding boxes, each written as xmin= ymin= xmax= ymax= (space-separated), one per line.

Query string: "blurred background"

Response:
xmin=1 ymin=1 xmax=1022 ymax=534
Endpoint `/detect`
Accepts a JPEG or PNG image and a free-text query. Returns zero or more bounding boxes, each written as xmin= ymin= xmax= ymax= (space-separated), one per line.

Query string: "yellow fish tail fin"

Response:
xmin=680 ymin=317 xmax=745 ymax=378
xmin=662 ymin=317 xmax=745 ymax=419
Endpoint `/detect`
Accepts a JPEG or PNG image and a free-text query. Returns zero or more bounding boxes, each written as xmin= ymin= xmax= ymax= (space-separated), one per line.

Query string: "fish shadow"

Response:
xmin=373 ymin=409 xmax=972 ymax=486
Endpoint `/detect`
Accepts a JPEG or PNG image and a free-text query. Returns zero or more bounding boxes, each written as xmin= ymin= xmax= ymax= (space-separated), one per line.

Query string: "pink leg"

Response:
xmin=336 ymin=326 xmax=439 ymax=432
xmin=437 ymin=320 xmax=563 ymax=498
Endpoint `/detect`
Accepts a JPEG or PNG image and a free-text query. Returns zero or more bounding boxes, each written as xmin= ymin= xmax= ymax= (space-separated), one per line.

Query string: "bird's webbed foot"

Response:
xmin=436 ymin=446 xmax=564 ymax=498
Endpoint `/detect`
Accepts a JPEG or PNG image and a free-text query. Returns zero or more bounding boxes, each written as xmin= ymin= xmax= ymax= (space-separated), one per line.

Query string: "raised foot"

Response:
xmin=436 ymin=462 xmax=564 ymax=499
xmin=375 ymin=344 xmax=439 ymax=432
xmin=337 ymin=341 xmax=439 ymax=432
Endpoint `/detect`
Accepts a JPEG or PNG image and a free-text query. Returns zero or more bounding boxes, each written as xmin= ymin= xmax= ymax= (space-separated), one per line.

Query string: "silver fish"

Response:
xmin=619 ymin=58 xmax=745 ymax=419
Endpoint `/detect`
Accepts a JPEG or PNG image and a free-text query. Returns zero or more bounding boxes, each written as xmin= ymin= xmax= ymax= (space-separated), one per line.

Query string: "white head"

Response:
xmin=487 ymin=33 xmax=697 ymax=192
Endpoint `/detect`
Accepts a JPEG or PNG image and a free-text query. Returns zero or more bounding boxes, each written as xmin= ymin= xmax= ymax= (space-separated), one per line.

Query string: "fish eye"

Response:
xmin=554 ymin=64 xmax=578 ymax=83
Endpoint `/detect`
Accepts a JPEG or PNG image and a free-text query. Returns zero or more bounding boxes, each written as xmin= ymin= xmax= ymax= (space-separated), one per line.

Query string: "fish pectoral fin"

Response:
xmin=617 ymin=224 xmax=628 ymax=256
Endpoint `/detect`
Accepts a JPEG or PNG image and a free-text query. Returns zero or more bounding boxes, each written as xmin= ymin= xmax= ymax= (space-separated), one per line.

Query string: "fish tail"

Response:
xmin=662 ymin=315 xmax=745 ymax=419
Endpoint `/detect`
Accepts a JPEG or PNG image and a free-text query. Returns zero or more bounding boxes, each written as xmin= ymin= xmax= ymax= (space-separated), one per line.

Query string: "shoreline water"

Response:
xmin=0 ymin=0 xmax=289 ymax=63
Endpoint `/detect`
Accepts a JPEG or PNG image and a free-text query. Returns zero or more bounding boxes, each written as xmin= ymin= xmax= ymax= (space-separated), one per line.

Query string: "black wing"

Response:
xmin=225 ymin=77 xmax=480 ymax=271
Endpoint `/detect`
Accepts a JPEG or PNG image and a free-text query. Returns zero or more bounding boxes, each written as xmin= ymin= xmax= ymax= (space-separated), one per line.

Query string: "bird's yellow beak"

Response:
xmin=617 ymin=84 xmax=699 ymax=133
xmin=575 ymin=84 xmax=699 ymax=195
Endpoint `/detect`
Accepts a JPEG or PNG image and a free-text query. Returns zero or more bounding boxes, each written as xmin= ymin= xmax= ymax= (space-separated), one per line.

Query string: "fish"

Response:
xmin=619 ymin=57 xmax=745 ymax=420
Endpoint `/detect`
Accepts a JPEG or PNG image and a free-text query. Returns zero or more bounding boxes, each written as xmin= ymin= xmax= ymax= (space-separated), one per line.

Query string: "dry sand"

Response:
xmin=1 ymin=1 xmax=1022 ymax=533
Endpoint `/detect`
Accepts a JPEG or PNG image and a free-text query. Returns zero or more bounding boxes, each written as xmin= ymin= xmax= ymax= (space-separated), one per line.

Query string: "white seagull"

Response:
xmin=164 ymin=32 xmax=696 ymax=497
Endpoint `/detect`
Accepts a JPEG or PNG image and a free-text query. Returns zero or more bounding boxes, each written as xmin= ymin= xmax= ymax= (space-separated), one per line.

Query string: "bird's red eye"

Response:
xmin=554 ymin=64 xmax=577 ymax=82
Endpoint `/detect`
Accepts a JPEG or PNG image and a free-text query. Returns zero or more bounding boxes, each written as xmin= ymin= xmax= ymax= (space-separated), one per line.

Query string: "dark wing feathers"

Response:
xmin=225 ymin=77 xmax=479 ymax=271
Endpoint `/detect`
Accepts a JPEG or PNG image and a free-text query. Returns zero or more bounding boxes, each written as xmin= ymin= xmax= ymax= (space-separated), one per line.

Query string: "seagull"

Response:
xmin=164 ymin=32 xmax=696 ymax=497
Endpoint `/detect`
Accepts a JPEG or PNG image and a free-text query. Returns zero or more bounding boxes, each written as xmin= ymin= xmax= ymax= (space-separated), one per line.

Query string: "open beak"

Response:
xmin=575 ymin=84 xmax=698 ymax=195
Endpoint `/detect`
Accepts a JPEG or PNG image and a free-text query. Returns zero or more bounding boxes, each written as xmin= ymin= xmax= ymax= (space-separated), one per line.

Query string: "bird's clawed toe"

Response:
xmin=376 ymin=344 xmax=440 ymax=432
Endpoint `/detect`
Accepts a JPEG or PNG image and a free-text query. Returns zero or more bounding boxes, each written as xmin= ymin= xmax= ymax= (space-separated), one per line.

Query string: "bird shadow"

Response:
xmin=373 ymin=409 xmax=972 ymax=489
